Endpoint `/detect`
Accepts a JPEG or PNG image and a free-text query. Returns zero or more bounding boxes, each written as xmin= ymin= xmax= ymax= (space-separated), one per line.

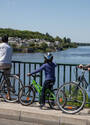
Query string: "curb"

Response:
xmin=0 ymin=108 xmax=59 ymax=125
xmin=0 ymin=102 xmax=90 ymax=125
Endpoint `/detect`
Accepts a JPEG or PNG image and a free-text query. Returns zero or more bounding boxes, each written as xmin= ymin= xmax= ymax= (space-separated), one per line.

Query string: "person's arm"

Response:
xmin=85 ymin=64 xmax=90 ymax=68
xmin=78 ymin=64 xmax=90 ymax=71
xmin=27 ymin=64 xmax=45 ymax=76
xmin=79 ymin=64 xmax=90 ymax=68
xmin=84 ymin=64 xmax=90 ymax=70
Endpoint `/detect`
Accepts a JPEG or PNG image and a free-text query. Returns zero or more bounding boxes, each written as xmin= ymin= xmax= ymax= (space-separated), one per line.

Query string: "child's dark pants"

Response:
xmin=40 ymin=80 xmax=55 ymax=105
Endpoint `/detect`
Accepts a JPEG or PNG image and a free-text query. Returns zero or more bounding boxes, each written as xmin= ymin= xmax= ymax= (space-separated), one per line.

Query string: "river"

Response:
xmin=12 ymin=46 xmax=90 ymax=64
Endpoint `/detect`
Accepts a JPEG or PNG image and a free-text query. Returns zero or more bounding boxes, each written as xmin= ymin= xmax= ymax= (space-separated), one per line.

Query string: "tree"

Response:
xmin=63 ymin=37 xmax=67 ymax=43
xmin=55 ymin=36 xmax=62 ymax=43
xmin=40 ymin=42 xmax=48 ymax=51
xmin=67 ymin=38 xmax=71 ymax=43
xmin=29 ymin=42 xmax=35 ymax=47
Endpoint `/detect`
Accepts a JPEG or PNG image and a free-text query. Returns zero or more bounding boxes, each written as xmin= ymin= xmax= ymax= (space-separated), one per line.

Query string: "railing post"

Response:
xmin=13 ymin=62 xmax=15 ymax=75
xmin=18 ymin=62 xmax=20 ymax=90
xmin=69 ymin=66 xmax=72 ymax=82
xmin=57 ymin=65 xmax=60 ymax=88
xmin=23 ymin=63 xmax=26 ymax=86
xmin=39 ymin=64 xmax=42 ymax=86
xmin=63 ymin=65 xmax=66 ymax=83
xmin=34 ymin=63 xmax=36 ymax=81
xmin=29 ymin=63 xmax=31 ymax=85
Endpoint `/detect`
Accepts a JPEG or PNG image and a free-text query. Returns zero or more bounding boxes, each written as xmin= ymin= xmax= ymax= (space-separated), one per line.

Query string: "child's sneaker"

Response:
xmin=40 ymin=104 xmax=44 ymax=109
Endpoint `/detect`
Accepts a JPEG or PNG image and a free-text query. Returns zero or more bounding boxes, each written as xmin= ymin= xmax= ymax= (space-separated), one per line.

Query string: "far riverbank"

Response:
xmin=13 ymin=43 xmax=77 ymax=53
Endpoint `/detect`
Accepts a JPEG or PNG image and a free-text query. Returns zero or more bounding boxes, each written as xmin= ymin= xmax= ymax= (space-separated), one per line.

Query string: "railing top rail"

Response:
xmin=12 ymin=60 xmax=81 ymax=66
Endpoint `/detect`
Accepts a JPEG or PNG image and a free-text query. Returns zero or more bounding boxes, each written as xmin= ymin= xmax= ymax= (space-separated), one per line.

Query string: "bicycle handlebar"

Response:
xmin=31 ymin=74 xmax=41 ymax=78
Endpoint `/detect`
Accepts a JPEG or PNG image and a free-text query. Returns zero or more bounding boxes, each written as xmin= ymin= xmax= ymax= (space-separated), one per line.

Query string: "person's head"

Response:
xmin=44 ymin=52 xmax=53 ymax=63
xmin=2 ymin=34 xmax=8 ymax=43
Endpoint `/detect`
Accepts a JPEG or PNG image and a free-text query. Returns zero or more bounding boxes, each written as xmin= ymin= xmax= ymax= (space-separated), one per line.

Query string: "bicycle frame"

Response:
xmin=77 ymin=70 xmax=89 ymax=89
xmin=31 ymin=79 xmax=42 ymax=94
xmin=0 ymin=72 xmax=8 ymax=90
xmin=31 ymin=79 xmax=56 ymax=100
xmin=74 ymin=68 xmax=90 ymax=101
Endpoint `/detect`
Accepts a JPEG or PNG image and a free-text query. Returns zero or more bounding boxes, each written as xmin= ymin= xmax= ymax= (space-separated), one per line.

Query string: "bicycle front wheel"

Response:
xmin=2 ymin=74 xmax=23 ymax=103
xmin=19 ymin=86 xmax=35 ymax=106
xmin=57 ymin=82 xmax=86 ymax=114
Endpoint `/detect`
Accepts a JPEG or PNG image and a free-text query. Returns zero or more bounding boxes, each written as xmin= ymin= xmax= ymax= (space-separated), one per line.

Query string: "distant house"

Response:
xmin=8 ymin=37 xmax=17 ymax=44
xmin=49 ymin=42 xmax=54 ymax=47
xmin=54 ymin=41 xmax=60 ymax=46
xmin=45 ymin=41 xmax=51 ymax=47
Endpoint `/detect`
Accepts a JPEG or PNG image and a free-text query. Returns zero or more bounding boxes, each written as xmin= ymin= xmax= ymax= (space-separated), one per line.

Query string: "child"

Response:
xmin=27 ymin=53 xmax=57 ymax=108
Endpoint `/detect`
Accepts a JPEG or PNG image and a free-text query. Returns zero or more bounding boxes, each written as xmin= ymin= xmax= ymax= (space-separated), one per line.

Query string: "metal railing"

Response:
xmin=11 ymin=61 xmax=90 ymax=88
xmin=11 ymin=61 xmax=90 ymax=105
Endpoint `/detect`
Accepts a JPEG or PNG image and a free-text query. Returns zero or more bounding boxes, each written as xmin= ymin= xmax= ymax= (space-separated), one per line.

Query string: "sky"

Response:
xmin=0 ymin=0 xmax=90 ymax=43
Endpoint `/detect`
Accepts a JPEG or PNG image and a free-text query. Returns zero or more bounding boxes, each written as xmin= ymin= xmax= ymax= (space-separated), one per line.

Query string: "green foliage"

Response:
xmin=0 ymin=28 xmax=54 ymax=41
xmin=9 ymin=43 xmax=17 ymax=48
xmin=28 ymin=42 xmax=35 ymax=47
xmin=55 ymin=36 xmax=62 ymax=43
xmin=0 ymin=28 xmax=78 ymax=53
xmin=40 ymin=42 xmax=48 ymax=49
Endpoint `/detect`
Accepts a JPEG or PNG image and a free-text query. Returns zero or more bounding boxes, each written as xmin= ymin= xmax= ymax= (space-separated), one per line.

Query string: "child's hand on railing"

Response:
xmin=27 ymin=73 xmax=31 ymax=76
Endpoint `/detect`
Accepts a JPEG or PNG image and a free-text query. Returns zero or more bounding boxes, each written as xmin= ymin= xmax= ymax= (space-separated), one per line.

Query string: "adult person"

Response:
xmin=27 ymin=53 xmax=57 ymax=109
xmin=0 ymin=34 xmax=13 ymax=99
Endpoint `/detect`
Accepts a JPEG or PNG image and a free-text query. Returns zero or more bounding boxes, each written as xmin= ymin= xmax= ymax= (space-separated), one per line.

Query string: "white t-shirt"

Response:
xmin=0 ymin=43 xmax=12 ymax=64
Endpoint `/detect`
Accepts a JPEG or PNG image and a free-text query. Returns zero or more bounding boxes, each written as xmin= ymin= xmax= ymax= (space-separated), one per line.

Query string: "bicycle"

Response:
xmin=0 ymin=70 xmax=23 ymax=103
xmin=19 ymin=74 xmax=63 ymax=109
xmin=56 ymin=66 xmax=90 ymax=114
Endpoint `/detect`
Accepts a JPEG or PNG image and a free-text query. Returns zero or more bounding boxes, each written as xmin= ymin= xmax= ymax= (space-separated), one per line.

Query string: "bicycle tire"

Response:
xmin=57 ymin=82 xmax=86 ymax=114
xmin=48 ymin=88 xmax=66 ymax=110
xmin=1 ymin=74 xmax=23 ymax=103
xmin=19 ymin=86 xmax=35 ymax=106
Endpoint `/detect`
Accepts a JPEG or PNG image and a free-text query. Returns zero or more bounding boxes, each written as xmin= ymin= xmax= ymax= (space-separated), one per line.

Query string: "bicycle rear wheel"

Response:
xmin=1 ymin=75 xmax=23 ymax=103
xmin=19 ymin=86 xmax=35 ymax=106
xmin=57 ymin=82 xmax=86 ymax=114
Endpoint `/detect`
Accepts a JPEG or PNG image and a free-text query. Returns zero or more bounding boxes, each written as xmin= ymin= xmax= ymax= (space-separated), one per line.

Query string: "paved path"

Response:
xmin=0 ymin=101 xmax=90 ymax=125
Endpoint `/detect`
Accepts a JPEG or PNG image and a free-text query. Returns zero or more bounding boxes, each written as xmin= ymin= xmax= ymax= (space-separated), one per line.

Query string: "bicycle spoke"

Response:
xmin=1 ymin=75 xmax=23 ymax=103
xmin=19 ymin=86 xmax=35 ymax=106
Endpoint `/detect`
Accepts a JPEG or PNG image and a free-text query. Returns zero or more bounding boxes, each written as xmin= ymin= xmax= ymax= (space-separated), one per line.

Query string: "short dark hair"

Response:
xmin=2 ymin=35 xmax=8 ymax=43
